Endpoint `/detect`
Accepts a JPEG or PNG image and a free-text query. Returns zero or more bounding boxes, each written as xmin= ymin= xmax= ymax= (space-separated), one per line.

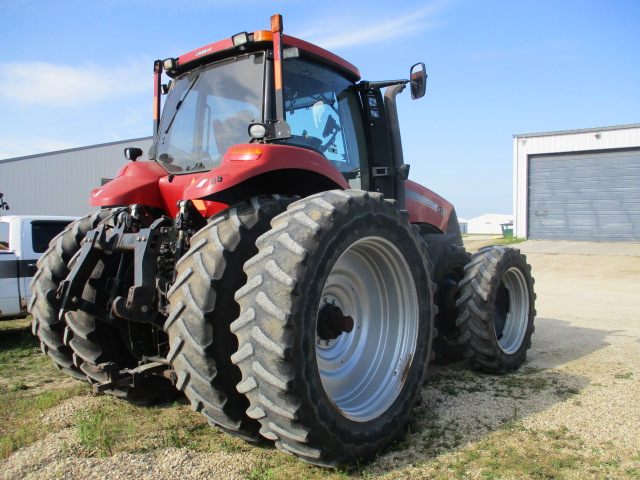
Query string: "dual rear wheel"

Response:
xmin=455 ymin=245 xmax=536 ymax=373
xmin=167 ymin=190 xmax=436 ymax=466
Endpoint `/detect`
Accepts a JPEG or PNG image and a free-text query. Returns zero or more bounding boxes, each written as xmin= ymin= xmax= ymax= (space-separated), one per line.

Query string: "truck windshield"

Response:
xmin=156 ymin=53 xmax=265 ymax=174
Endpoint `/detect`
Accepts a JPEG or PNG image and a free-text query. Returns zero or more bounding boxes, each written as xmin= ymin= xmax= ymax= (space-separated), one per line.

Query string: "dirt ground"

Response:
xmin=2 ymin=239 xmax=639 ymax=479
xmin=512 ymin=241 xmax=640 ymax=449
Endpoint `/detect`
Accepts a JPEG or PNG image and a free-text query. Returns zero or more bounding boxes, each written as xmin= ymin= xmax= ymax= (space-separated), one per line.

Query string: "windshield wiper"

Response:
xmin=163 ymin=68 xmax=203 ymax=134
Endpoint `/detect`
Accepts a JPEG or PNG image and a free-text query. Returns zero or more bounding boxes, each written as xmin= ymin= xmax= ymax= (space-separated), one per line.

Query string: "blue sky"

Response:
xmin=1 ymin=0 xmax=638 ymax=218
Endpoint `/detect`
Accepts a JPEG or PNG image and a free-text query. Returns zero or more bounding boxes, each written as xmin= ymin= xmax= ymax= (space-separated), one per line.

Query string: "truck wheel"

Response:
xmin=456 ymin=245 xmax=536 ymax=373
xmin=232 ymin=190 xmax=435 ymax=466
xmin=29 ymin=209 xmax=119 ymax=381
xmin=166 ymin=196 xmax=294 ymax=442
xmin=432 ymin=244 xmax=471 ymax=364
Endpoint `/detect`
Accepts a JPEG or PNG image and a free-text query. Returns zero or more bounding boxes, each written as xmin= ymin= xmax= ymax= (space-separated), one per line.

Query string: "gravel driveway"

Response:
xmin=2 ymin=240 xmax=639 ymax=479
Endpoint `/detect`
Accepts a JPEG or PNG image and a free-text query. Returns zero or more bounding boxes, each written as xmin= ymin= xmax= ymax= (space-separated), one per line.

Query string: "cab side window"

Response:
xmin=280 ymin=58 xmax=367 ymax=187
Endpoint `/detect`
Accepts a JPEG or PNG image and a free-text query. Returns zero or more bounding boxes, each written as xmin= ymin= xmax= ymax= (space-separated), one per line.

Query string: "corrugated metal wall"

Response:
xmin=528 ymin=149 xmax=640 ymax=241
xmin=0 ymin=138 xmax=153 ymax=217
xmin=513 ymin=124 xmax=640 ymax=240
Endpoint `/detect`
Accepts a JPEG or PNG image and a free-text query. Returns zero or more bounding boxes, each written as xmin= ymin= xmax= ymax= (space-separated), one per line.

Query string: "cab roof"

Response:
xmin=167 ymin=31 xmax=361 ymax=83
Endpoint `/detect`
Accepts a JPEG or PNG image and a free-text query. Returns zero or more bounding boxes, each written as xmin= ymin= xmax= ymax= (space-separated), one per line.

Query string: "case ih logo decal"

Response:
xmin=195 ymin=47 xmax=212 ymax=57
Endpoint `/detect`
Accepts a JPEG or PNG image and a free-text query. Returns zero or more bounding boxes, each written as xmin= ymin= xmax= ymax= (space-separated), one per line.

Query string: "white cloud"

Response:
xmin=0 ymin=60 xmax=149 ymax=109
xmin=292 ymin=2 xmax=451 ymax=50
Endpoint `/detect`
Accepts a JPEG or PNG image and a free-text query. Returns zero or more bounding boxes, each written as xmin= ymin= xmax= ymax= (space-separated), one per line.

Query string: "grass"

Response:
xmin=492 ymin=236 xmax=527 ymax=246
xmin=462 ymin=234 xmax=527 ymax=252
xmin=389 ymin=424 xmax=633 ymax=480
xmin=1 ymin=317 xmax=638 ymax=479
xmin=0 ymin=317 xmax=94 ymax=458
xmin=445 ymin=426 xmax=586 ymax=478
xmin=0 ymin=317 xmax=43 ymax=380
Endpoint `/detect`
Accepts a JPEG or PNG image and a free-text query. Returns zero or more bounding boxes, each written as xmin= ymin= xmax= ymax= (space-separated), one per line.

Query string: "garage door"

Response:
xmin=528 ymin=148 xmax=640 ymax=241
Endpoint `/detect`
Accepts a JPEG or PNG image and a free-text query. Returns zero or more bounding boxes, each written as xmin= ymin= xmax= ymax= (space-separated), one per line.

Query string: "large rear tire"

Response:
xmin=232 ymin=190 xmax=435 ymax=466
xmin=65 ymin=252 xmax=175 ymax=402
xmin=456 ymin=245 xmax=536 ymax=373
xmin=165 ymin=196 xmax=294 ymax=442
xmin=29 ymin=209 xmax=119 ymax=381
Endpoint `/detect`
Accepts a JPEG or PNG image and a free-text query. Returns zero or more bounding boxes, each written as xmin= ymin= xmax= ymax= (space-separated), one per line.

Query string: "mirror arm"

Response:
xmin=358 ymin=79 xmax=408 ymax=91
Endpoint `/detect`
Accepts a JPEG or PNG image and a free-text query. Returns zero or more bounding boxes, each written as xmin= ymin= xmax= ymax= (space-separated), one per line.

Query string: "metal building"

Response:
xmin=513 ymin=124 xmax=640 ymax=242
xmin=0 ymin=137 xmax=153 ymax=217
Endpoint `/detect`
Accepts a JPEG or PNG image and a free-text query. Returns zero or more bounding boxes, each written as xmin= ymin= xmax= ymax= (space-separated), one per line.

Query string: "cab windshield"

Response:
xmin=156 ymin=52 xmax=265 ymax=174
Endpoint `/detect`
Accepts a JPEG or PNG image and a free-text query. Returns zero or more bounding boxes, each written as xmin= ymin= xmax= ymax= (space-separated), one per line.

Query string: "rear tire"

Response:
xmin=232 ymin=190 xmax=435 ymax=466
xmin=456 ymin=245 xmax=536 ymax=373
xmin=65 ymin=253 xmax=175 ymax=403
xmin=165 ymin=196 xmax=294 ymax=441
xmin=432 ymin=244 xmax=471 ymax=363
xmin=29 ymin=209 xmax=118 ymax=381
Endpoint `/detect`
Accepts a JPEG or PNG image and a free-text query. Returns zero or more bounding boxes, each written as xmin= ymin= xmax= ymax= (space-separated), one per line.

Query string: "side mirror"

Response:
xmin=410 ymin=62 xmax=427 ymax=99
xmin=124 ymin=147 xmax=143 ymax=161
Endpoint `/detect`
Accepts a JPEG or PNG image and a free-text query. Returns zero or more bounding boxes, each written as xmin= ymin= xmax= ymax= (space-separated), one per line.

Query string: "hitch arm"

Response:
xmin=48 ymin=226 xmax=111 ymax=317
xmin=112 ymin=218 xmax=170 ymax=323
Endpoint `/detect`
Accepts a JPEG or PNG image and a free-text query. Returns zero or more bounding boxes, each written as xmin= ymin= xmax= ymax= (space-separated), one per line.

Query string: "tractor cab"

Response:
xmin=151 ymin=15 xmax=426 ymax=204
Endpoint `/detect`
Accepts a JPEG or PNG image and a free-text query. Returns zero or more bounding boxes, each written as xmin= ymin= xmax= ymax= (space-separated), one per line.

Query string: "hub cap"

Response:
xmin=315 ymin=236 xmax=419 ymax=422
xmin=494 ymin=267 xmax=530 ymax=354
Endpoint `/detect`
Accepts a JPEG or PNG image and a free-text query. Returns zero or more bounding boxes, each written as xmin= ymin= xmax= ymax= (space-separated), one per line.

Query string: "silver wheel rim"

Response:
xmin=316 ymin=236 xmax=419 ymax=422
xmin=496 ymin=267 xmax=530 ymax=354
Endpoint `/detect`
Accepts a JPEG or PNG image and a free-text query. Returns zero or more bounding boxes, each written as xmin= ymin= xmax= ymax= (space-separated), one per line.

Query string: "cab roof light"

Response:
xmin=271 ymin=14 xmax=283 ymax=33
xmin=253 ymin=30 xmax=273 ymax=42
xmin=248 ymin=123 xmax=267 ymax=139
xmin=163 ymin=58 xmax=177 ymax=71
xmin=232 ymin=32 xmax=249 ymax=46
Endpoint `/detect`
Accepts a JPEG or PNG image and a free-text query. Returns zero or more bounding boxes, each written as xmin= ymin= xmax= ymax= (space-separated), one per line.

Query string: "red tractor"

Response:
xmin=30 ymin=15 xmax=535 ymax=466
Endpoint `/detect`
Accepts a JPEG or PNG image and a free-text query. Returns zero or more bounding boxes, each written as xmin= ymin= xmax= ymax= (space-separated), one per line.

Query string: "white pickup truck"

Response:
xmin=0 ymin=215 xmax=77 ymax=320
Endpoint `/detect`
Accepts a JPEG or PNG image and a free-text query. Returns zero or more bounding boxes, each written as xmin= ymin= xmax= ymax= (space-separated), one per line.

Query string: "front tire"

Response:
xmin=232 ymin=190 xmax=435 ymax=466
xmin=456 ymin=245 xmax=536 ymax=373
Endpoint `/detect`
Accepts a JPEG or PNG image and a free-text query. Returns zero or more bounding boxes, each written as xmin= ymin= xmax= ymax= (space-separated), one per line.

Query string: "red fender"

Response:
xmin=405 ymin=180 xmax=454 ymax=233
xmin=90 ymin=144 xmax=349 ymax=218
xmin=182 ymin=144 xmax=349 ymax=201
xmin=89 ymin=161 xmax=167 ymax=210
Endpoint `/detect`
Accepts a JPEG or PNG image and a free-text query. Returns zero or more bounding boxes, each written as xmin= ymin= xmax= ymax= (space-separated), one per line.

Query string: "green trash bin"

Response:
xmin=500 ymin=223 xmax=513 ymax=239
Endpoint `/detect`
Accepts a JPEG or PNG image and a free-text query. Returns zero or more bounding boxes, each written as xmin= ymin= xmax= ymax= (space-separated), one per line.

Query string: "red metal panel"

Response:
xmin=157 ymin=173 xmax=228 ymax=217
xmin=182 ymin=144 xmax=349 ymax=201
xmin=405 ymin=180 xmax=454 ymax=232
xmin=89 ymin=162 xmax=167 ymax=210
xmin=177 ymin=38 xmax=235 ymax=66
xmin=282 ymin=34 xmax=360 ymax=81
